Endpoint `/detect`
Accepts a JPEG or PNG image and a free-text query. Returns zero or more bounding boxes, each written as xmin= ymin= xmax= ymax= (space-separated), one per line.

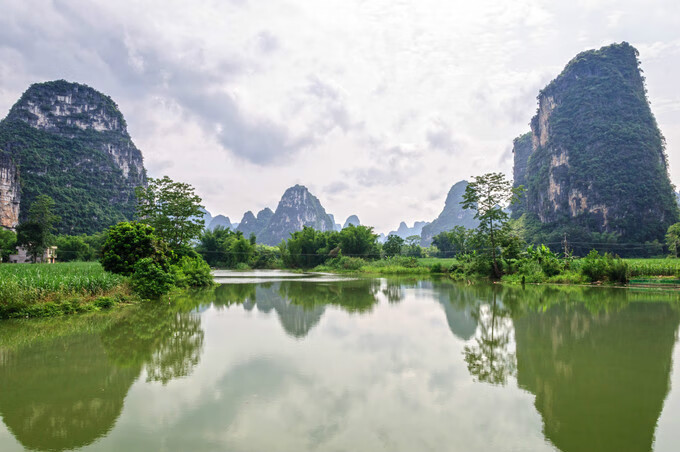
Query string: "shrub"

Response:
xmin=100 ymin=222 xmax=171 ymax=276
xmin=579 ymin=250 xmax=628 ymax=284
xmin=130 ymin=257 xmax=174 ymax=299
xmin=171 ymin=256 xmax=214 ymax=288
xmin=94 ymin=296 xmax=114 ymax=309
xmin=334 ymin=256 xmax=366 ymax=270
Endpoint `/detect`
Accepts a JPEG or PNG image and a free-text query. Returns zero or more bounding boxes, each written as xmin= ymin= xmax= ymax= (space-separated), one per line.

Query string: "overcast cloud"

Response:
xmin=1 ymin=0 xmax=679 ymax=232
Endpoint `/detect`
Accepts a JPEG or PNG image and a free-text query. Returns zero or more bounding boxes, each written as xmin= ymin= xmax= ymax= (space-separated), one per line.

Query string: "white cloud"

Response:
xmin=1 ymin=0 xmax=679 ymax=232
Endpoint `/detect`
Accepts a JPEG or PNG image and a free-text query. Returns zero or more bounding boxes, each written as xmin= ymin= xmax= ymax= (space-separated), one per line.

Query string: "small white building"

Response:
xmin=9 ymin=246 xmax=57 ymax=264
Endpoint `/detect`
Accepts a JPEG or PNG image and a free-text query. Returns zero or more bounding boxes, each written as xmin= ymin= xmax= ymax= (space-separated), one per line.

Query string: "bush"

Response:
xmin=171 ymin=256 xmax=214 ymax=288
xmin=94 ymin=296 xmax=114 ymax=309
xmin=130 ymin=257 xmax=174 ymax=299
xmin=100 ymin=222 xmax=171 ymax=276
xmin=579 ymin=250 xmax=628 ymax=284
xmin=333 ymin=256 xmax=366 ymax=270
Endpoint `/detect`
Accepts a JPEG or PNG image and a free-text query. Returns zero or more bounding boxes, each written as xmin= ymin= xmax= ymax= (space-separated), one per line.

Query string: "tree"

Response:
xmin=338 ymin=225 xmax=379 ymax=257
xmin=405 ymin=235 xmax=423 ymax=257
xmin=383 ymin=235 xmax=404 ymax=257
xmin=100 ymin=221 xmax=170 ymax=276
xmin=16 ymin=195 xmax=61 ymax=263
xmin=196 ymin=227 xmax=255 ymax=268
xmin=432 ymin=226 xmax=477 ymax=258
xmin=462 ymin=173 xmax=523 ymax=278
xmin=666 ymin=223 xmax=680 ymax=258
xmin=135 ymin=176 xmax=205 ymax=251
xmin=0 ymin=229 xmax=17 ymax=263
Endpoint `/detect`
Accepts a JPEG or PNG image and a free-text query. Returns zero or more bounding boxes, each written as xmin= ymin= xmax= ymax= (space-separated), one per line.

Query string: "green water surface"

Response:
xmin=2 ymin=276 xmax=680 ymax=451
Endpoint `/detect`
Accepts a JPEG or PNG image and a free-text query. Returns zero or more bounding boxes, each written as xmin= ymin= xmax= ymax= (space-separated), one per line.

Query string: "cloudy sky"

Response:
xmin=1 ymin=0 xmax=679 ymax=233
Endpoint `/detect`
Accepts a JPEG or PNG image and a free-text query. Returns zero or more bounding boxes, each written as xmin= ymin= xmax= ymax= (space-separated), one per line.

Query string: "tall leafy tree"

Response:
xmin=135 ymin=176 xmax=205 ymax=251
xmin=383 ymin=235 xmax=404 ymax=257
xmin=665 ymin=223 xmax=680 ymax=258
xmin=16 ymin=195 xmax=61 ymax=263
xmin=462 ymin=173 xmax=523 ymax=278
xmin=0 ymin=229 xmax=17 ymax=262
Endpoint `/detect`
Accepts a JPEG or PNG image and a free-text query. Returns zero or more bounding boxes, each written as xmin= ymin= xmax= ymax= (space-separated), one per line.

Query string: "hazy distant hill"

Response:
xmin=208 ymin=215 xmax=232 ymax=231
xmin=343 ymin=215 xmax=361 ymax=229
xmin=237 ymin=208 xmax=273 ymax=238
xmin=387 ymin=221 xmax=429 ymax=240
xmin=420 ymin=181 xmax=478 ymax=245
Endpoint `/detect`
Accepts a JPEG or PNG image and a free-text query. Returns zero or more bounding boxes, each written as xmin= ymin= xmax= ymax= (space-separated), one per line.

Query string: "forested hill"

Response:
xmin=0 ymin=80 xmax=146 ymax=234
xmin=514 ymin=42 xmax=679 ymax=248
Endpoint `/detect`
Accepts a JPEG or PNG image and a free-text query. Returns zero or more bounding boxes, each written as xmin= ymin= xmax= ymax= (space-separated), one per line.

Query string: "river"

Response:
xmin=1 ymin=273 xmax=680 ymax=451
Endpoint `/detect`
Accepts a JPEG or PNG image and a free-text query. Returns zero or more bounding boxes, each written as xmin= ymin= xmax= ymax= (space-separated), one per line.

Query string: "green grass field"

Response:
xmin=0 ymin=262 xmax=132 ymax=319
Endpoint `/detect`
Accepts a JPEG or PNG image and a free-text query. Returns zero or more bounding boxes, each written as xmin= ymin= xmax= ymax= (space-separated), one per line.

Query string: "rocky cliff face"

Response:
xmin=519 ymin=43 xmax=678 ymax=244
xmin=0 ymin=80 xmax=146 ymax=234
xmin=257 ymin=185 xmax=335 ymax=245
xmin=0 ymin=153 xmax=20 ymax=230
xmin=420 ymin=181 xmax=478 ymax=245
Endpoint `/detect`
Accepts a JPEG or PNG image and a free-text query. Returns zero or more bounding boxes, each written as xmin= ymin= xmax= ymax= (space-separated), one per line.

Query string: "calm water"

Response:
xmin=2 ymin=276 xmax=680 ymax=451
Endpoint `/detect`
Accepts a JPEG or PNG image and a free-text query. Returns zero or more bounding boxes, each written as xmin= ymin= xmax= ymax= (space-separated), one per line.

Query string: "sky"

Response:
xmin=1 ymin=0 xmax=679 ymax=233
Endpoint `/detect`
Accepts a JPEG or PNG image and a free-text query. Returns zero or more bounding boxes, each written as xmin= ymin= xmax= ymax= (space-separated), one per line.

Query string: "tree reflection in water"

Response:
xmin=0 ymin=301 xmax=205 ymax=451
xmin=462 ymin=290 xmax=516 ymax=386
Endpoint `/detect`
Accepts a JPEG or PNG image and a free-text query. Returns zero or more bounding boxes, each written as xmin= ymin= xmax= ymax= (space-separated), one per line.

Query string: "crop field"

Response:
xmin=625 ymin=259 xmax=680 ymax=277
xmin=0 ymin=262 xmax=129 ymax=318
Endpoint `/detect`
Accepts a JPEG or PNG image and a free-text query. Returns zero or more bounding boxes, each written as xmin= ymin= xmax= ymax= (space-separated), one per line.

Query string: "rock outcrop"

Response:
xmin=518 ymin=43 xmax=678 ymax=244
xmin=420 ymin=181 xmax=478 ymax=245
xmin=0 ymin=80 xmax=147 ymax=234
xmin=257 ymin=185 xmax=335 ymax=245
xmin=0 ymin=152 xmax=20 ymax=230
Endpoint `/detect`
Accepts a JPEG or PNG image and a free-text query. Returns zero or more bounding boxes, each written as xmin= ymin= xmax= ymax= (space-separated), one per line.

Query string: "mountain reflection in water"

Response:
xmin=1 ymin=278 xmax=680 ymax=451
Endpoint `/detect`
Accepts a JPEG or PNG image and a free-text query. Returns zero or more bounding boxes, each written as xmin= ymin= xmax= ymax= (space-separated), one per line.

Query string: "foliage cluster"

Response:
xmin=196 ymin=227 xmax=257 ymax=268
xmin=280 ymin=225 xmax=379 ymax=268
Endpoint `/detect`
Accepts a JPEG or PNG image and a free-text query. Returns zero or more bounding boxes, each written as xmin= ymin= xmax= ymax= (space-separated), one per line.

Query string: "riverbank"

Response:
xmin=0 ymin=262 xmax=139 ymax=319
xmin=305 ymin=256 xmax=680 ymax=287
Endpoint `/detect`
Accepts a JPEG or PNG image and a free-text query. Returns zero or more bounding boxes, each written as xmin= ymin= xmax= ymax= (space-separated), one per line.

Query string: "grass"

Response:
xmin=0 ymin=262 xmax=135 ymax=319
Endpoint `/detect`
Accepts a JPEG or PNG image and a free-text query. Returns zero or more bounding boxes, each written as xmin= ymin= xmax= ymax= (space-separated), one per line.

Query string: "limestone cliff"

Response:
xmin=519 ymin=42 xmax=678 ymax=245
xmin=0 ymin=153 xmax=20 ymax=230
xmin=420 ymin=181 xmax=478 ymax=245
xmin=257 ymin=185 xmax=335 ymax=245
xmin=0 ymin=80 xmax=146 ymax=234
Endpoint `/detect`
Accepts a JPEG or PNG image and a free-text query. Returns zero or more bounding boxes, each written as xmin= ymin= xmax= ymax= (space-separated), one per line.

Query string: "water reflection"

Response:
xmin=463 ymin=292 xmax=516 ymax=386
xmin=2 ymin=279 xmax=680 ymax=451
xmin=0 ymin=303 xmax=204 ymax=451
xmin=514 ymin=299 xmax=680 ymax=452
xmin=456 ymin=284 xmax=680 ymax=452
xmin=212 ymin=279 xmax=382 ymax=338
